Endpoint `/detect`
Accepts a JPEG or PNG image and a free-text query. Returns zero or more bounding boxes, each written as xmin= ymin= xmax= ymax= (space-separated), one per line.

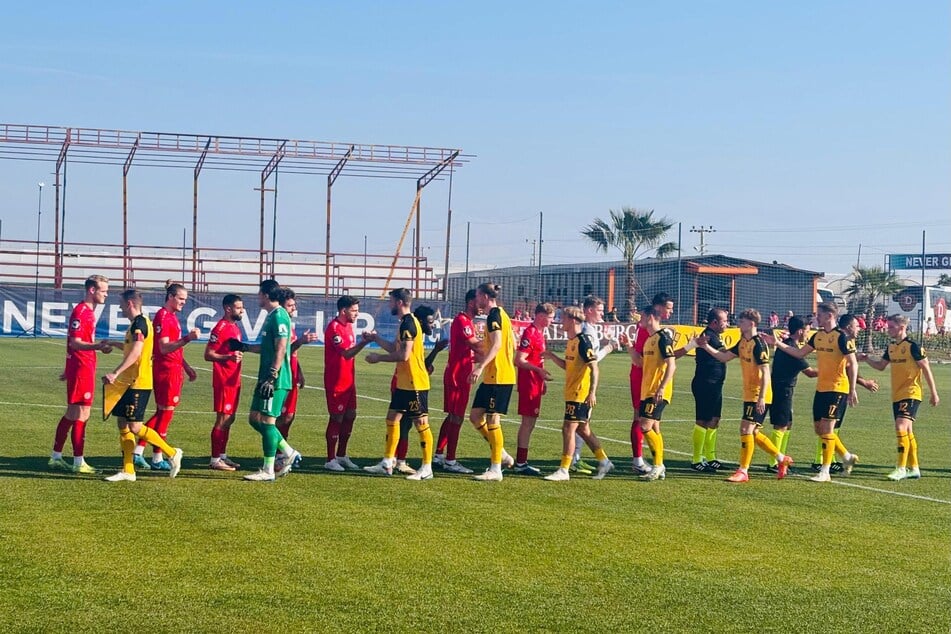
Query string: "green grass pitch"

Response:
xmin=0 ymin=338 xmax=948 ymax=632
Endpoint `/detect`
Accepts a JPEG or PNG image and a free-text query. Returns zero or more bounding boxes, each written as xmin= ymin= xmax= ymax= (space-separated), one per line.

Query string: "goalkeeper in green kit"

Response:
xmin=232 ymin=279 xmax=302 ymax=481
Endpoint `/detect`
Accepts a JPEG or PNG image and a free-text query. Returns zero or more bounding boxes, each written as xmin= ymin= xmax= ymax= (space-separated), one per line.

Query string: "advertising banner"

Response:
xmin=0 ymin=285 xmax=451 ymax=346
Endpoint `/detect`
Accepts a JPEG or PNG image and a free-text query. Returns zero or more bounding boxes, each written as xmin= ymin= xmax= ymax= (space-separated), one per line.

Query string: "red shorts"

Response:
xmin=442 ymin=374 xmax=471 ymax=417
xmin=630 ymin=366 xmax=643 ymax=410
xmin=282 ymin=384 xmax=300 ymax=416
xmin=66 ymin=366 xmax=95 ymax=406
xmin=325 ymin=386 xmax=356 ymax=415
xmin=153 ymin=367 xmax=183 ymax=407
xmin=213 ymin=383 xmax=241 ymax=415
xmin=517 ymin=381 xmax=545 ymax=417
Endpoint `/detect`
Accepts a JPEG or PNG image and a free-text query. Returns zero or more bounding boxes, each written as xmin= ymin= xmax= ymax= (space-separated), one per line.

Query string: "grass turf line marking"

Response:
xmin=526 ymin=420 xmax=951 ymax=505
xmin=16 ymin=367 xmax=950 ymax=505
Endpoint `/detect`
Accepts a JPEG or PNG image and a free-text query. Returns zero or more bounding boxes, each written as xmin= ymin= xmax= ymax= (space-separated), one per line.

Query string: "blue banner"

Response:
xmin=0 ymin=285 xmax=451 ymax=346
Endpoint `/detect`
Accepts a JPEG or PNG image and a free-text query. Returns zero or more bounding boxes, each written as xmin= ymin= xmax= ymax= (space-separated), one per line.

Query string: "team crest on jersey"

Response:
xmin=278 ymin=324 xmax=289 ymax=335
xmin=209 ymin=333 xmax=218 ymax=343
xmin=155 ymin=325 xmax=162 ymax=334
xmin=333 ymin=335 xmax=342 ymax=345
xmin=70 ymin=319 xmax=81 ymax=330
xmin=464 ymin=326 xmax=473 ymax=337
xmin=520 ymin=337 xmax=530 ymax=348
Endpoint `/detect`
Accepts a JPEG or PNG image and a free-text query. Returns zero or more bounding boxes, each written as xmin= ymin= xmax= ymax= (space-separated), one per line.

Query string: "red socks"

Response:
xmin=325 ymin=419 xmax=341 ymax=461
xmin=53 ymin=417 xmax=72 ymax=452
xmin=631 ymin=423 xmax=644 ymax=458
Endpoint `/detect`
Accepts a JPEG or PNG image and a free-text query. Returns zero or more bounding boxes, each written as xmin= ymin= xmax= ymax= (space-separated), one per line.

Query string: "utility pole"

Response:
xmin=690 ymin=225 xmax=716 ymax=255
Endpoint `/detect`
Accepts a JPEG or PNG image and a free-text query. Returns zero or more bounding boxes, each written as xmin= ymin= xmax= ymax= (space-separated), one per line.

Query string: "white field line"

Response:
xmin=7 ymin=365 xmax=948 ymax=505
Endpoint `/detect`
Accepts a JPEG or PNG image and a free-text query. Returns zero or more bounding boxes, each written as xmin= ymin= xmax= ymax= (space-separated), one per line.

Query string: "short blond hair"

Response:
xmin=563 ymin=306 xmax=584 ymax=322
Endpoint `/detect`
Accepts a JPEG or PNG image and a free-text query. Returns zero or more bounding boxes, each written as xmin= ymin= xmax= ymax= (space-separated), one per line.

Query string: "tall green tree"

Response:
xmin=844 ymin=265 xmax=903 ymax=351
xmin=937 ymin=273 xmax=951 ymax=287
xmin=581 ymin=207 xmax=677 ymax=321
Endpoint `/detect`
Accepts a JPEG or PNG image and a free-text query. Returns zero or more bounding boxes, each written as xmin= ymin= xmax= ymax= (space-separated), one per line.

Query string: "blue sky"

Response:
xmin=1 ymin=1 xmax=948 ymax=278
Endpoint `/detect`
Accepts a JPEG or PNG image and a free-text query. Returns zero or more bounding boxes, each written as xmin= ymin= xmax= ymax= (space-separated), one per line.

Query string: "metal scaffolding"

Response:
xmin=0 ymin=123 xmax=469 ymax=296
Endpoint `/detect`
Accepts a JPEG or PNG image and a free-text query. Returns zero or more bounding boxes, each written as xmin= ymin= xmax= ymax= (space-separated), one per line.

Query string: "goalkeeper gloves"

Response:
xmin=255 ymin=366 xmax=280 ymax=399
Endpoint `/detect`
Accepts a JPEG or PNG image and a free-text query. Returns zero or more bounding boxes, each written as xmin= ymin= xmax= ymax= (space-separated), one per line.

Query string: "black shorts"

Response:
xmin=472 ymin=383 xmax=513 ymax=415
xmin=564 ymin=401 xmax=591 ymax=422
xmin=769 ymin=384 xmax=796 ymax=427
xmin=742 ymin=401 xmax=769 ymax=425
xmin=691 ymin=378 xmax=723 ymax=421
xmin=893 ymin=399 xmax=921 ymax=422
xmin=813 ymin=391 xmax=847 ymax=423
xmin=388 ymin=389 xmax=429 ymax=418
xmin=112 ymin=388 xmax=151 ymax=422
xmin=639 ymin=398 xmax=667 ymax=421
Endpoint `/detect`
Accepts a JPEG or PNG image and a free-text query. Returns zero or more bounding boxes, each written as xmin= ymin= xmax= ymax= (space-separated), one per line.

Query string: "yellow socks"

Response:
xmin=384 ymin=420 xmax=399 ymax=459
xmin=644 ymin=429 xmax=664 ymax=465
xmin=769 ymin=429 xmax=788 ymax=466
xmin=134 ymin=426 xmax=174 ymax=457
xmin=739 ymin=434 xmax=755 ymax=470
xmin=119 ymin=429 xmax=136 ymax=474
xmin=703 ymin=427 xmax=718 ymax=460
xmin=692 ymin=425 xmax=706 ymax=463
xmin=754 ymin=431 xmax=780 ymax=457
xmin=896 ymin=432 xmax=909 ymax=468
xmin=594 ymin=447 xmax=608 ymax=462
xmin=416 ymin=421 xmax=433 ymax=465
xmin=820 ymin=433 xmax=836 ymax=466
xmin=486 ymin=420 xmax=504 ymax=464
xmin=833 ymin=430 xmax=849 ymax=459
xmin=560 ymin=454 xmax=572 ymax=470
xmin=907 ymin=432 xmax=919 ymax=468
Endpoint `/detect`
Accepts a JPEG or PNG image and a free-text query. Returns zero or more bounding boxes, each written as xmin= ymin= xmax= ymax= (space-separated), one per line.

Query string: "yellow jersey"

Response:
xmin=883 ymin=338 xmax=927 ymax=402
xmin=564 ymin=332 xmax=597 ymax=402
xmin=808 ymin=328 xmax=856 ymax=394
xmin=483 ymin=306 xmax=516 ymax=385
xmin=641 ymin=329 xmax=675 ymax=402
xmin=729 ymin=335 xmax=772 ymax=404
xmin=395 ymin=313 xmax=430 ymax=391
xmin=118 ymin=314 xmax=153 ymax=390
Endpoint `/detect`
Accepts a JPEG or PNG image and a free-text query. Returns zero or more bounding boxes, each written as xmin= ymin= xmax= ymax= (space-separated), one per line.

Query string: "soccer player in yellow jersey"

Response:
xmin=103 ymin=290 xmax=183 ymax=482
xmin=543 ymin=306 xmax=614 ymax=481
xmin=469 ymin=282 xmax=517 ymax=482
xmin=699 ymin=309 xmax=793 ymax=482
xmin=627 ymin=305 xmax=675 ymax=481
xmin=363 ymin=288 xmax=435 ymax=480
xmin=763 ymin=302 xmax=858 ymax=483
xmin=861 ymin=314 xmax=940 ymax=481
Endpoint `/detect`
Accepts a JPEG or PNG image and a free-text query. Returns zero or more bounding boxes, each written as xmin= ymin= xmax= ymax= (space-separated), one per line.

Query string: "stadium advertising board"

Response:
xmin=888 ymin=253 xmax=951 ymax=270
xmin=0 ymin=286 xmax=450 ymax=344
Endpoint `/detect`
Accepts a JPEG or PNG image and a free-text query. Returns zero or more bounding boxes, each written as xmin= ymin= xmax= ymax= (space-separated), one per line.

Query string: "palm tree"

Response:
xmin=581 ymin=207 xmax=677 ymax=321
xmin=937 ymin=273 xmax=951 ymax=287
xmin=844 ymin=265 xmax=903 ymax=351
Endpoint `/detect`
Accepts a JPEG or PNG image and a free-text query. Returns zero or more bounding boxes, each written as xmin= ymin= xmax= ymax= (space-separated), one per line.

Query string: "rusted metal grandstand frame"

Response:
xmin=0 ymin=123 xmax=469 ymax=296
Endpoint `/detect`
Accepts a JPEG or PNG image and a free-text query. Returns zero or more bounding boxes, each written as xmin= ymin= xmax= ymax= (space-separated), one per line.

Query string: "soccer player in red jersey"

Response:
xmin=135 ymin=283 xmax=199 ymax=471
xmin=433 ymin=289 xmax=482 ymax=474
xmin=323 ymin=295 xmax=372 ymax=472
xmin=275 ymin=288 xmax=319 ymax=449
xmin=204 ymin=294 xmax=245 ymax=471
xmin=513 ymin=302 xmax=555 ymax=475
xmin=621 ymin=292 xmax=674 ymax=475
xmin=49 ymin=274 xmax=114 ymax=474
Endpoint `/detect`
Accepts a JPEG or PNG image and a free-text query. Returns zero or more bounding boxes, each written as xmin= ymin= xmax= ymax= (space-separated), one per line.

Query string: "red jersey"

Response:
xmin=517 ymin=323 xmax=546 ymax=389
xmin=152 ymin=307 xmax=183 ymax=372
xmin=445 ymin=312 xmax=476 ymax=386
xmin=207 ymin=318 xmax=242 ymax=389
xmin=324 ymin=317 xmax=356 ymax=392
xmin=289 ymin=327 xmax=299 ymax=377
xmin=65 ymin=302 xmax=97 ymax=373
